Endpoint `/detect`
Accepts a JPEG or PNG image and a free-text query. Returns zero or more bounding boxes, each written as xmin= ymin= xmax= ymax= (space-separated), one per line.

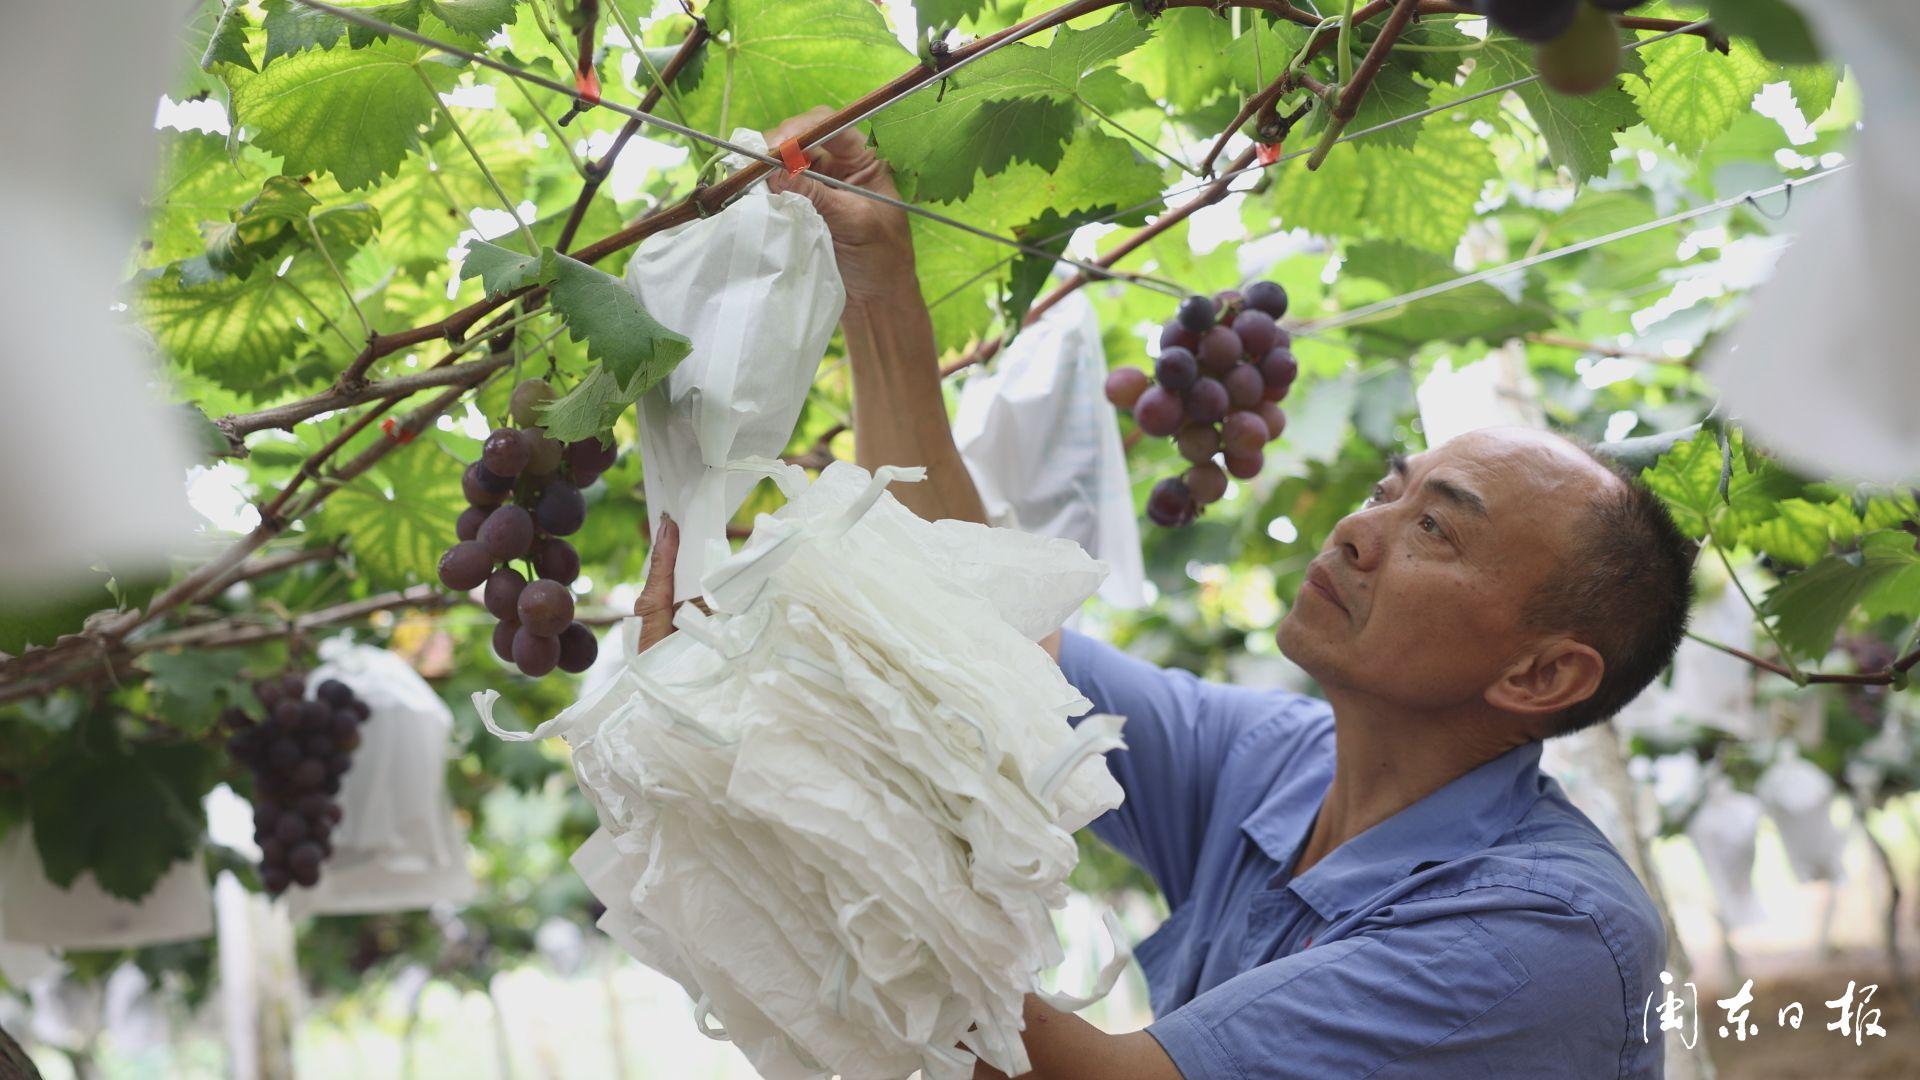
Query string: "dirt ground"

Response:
xmin=1704 ymin=959 xmax=1920 ymax=1079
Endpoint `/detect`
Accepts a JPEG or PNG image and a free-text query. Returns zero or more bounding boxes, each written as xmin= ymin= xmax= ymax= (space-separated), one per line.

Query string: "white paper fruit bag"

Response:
xmin=289 ymin=638 xmax=475 ymax=917
xmin=478 ymin=459 xmax=1126 ymax=1079
xmin=623 ymin=130 xmax=846 ymax=597
xmin=0 ymin=827 xmax=213 ymax=950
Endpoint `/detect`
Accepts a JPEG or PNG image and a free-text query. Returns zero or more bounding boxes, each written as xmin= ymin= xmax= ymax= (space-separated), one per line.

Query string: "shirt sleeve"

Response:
xmin=1057 ymin=628 xmax=1307 ymax=907
xmin=1145 ymin=904 xmax=1640 ymax=1080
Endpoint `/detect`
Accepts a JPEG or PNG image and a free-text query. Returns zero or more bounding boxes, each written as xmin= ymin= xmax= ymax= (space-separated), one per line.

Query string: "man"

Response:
xmin=635 ymin=109 xmax=1698 ymax=1079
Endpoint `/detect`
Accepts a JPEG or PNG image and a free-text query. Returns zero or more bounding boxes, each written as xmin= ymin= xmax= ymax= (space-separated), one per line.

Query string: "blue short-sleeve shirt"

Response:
xmin=1059 ymin=629 xmax=1667 ymax=1079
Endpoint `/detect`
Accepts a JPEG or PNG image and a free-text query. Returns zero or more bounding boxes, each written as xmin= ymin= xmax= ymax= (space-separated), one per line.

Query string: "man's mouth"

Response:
xmin=1304 ymin=564 xmax=1348 ymax=615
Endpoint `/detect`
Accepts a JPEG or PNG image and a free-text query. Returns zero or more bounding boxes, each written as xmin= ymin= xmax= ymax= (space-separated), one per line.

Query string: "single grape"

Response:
xmin=1185 ymin=377 xmax=1229 ymax=424
xmin=300 ymin=733 xmax=333 ymax=758
xmin=1259 ymin=349 xmax=1299 ymax=402
xmin=1244 ymin=280 xmax=1289 ymax=319
xmin=1155 ymin=347 xmax=1199 ymax=392
xmin=1133 ymin=386 xmax=1186 ymax=438
xmin=518 ymin=579 xmax=575 ymax=636
xmin=1105 ymin=367 xmax=1151 ymax=409
xmin=509 ymin=378 xmax=556 ymax=427
xmin=254 ymin=679 xmax=284 ymax=709
xmin=1231 ymin=309 xmax=1280 ymax=359
xmin=271 ymin=700 xmax=300 ymax=727
xmin=259 ymin=837 xmax=286 ymax=863
xmin=327 ymin=752 xmax=351 ymax=775
xmin=274 ymin=814 xmax=308 ymax=845
xmin=523 ymin=430 xmax=564 ymax=476
xmin=1146 ymin=477 xmax=1197 ymax=527
xmin=1175 ymin=294 xmax=1216 ymax=333
xmin=1186 ymin=461 xmax=1228 ymax=505
xmin=1159 ymin=319 xmax=1200 ymax=353
xmin=299 ymin=699 xmax=329 ymax=727
xmin=1198 ymin=326 xmax=1243 ymax=375
xmin=1222 ymin=411 xmax=1268 ymax=456
xmin=288 ymin=842 xmax=323 ymax=876
xmin=513 ymin=628 xmax=561 ymax=677
xmin=462 ymin=462 xmax=510 ymax=508
xmin=484 ymin=567 xmax=528 ymax=621
xmin=291 ymin=859 xmax=321 ymax=889
xmin=535 ymin=482 xmax=586 ymax=536
xmin=334 ymin=727 xmax=361 ymax=752
xmin=323 ymin=774 xmax=341 ymax=795
xmin=1478 ymin=0 xmax=1578 ymax=42
xmin=557 ymin=622 xmax=599 ymax=674
xmin=262 ymin=865 xmax=291 ymax=896
xmin=1535 ymin=2 xmax=1620 ymax=94
xmin=291 ymin=759 xmax=326 ymax=790
xmin=316 ymin=680 xmax=352 ymax=707
xmin=282 ymin=672 xmax=307 ymax=700
xmin=479 ymin=504 xmax=536 ymax=560
xmin=1259 ymin=402 xmax=1288 ymax=441
xmin=1225 ymin=447 xmax=1264 ymax=480
xmin=454 ymin=505 xmax=489 ymax=542
xmin=268 ymin=737 xmax=300 ymax=771
xmin=1213 ymin=289 xmax=1245 ymax=324
xmin=482 ymin=428 xmax=531 ymax=477
xmin=564 ymin=438 xmax=618 ymax=481
xmin=492 ymin=619 xmax=519 ymax=664
xmin=1174 ymin=423 xmax=1221 ymax=464
xmin=531 ymin=537 xmax=581 ymax=585
xmin=438 ymin=541 xmax=493 ymax=591
xmin=1223 ymin=364 xmax=1265 ymax=410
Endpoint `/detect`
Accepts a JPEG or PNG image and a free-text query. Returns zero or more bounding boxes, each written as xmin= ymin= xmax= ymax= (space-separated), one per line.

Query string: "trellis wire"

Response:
xmin=1297 ymin=163 xmax=1850 ymax=336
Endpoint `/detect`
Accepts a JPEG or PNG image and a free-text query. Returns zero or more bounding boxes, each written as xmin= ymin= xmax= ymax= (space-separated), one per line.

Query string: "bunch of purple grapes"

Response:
xmin=436 ymin=378 xmax=606 ymax=677
xmin=1105 ymin=281 xmax=1297 ymax=527
xmin=222 ymin=672 xmax=370 ymax=896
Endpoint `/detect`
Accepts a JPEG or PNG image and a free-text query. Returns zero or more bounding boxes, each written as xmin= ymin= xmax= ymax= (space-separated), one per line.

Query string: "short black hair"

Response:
xmin=1523 ymin=441 xmax=1698 ymax=737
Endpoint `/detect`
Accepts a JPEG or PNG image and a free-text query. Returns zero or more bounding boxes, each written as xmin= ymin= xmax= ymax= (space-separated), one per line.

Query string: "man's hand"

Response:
xmin=633 ymin=515 xmax=704 ymax=653
xmin=763 ymin=107 xmax=914 ymax=305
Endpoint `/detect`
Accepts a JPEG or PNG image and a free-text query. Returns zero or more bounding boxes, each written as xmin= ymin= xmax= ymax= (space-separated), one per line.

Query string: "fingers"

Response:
xmin=762 ymin=106 xmax=878 ymax=183
xmin=634 ymin=515 xmax=679 ymax=653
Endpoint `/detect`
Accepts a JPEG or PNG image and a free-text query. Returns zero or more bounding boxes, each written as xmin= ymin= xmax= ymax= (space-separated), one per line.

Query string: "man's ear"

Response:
xmin=1484 ymin=638 xmax=1604 ymax=724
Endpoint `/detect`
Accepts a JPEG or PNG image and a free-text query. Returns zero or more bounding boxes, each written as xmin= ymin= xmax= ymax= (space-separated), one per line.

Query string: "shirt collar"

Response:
xmin=1240 ymin=739 xmax=1547 ymax=922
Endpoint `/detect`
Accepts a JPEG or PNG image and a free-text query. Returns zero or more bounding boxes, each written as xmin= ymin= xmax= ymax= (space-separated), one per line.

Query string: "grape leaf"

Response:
xmin=1736 ymin=497 xmax=1862 ymax=568
xmin=143 ymin=651 xmax=253 ymax=731
xmin=320 ymin=435 xmax=466 ymax=586
xmin=1119 ymin=7 xmax=1234 ymax=114
xmin=1340 ymin=62 xmax=1429 ymax=152
xmin=202 ymin=0 xmax=258 ymax=72
xmin=229 ymin=37 xmax=459 ymax=190
xmin=459 ymin=239 xmax=544 ymax=296
xmin=28 ymin=738 xmax=217 ymax=901
xmin=259 ymin=0 xmax=516 ymax=62
xmin=912 ymin=0 xmax=992 ymax=31
xmin=206 ymin=176 xmax=381 ymax=275
xmin=1337 ymin=241 xmax=1554 ymax=350
xmin=540 ymin=252 xmax=692 ymax=397
xmin=1708 ymin=0 xmax=1822 ymax=65
xmin=537 ymin=365 xmax=635 ymax=443
xmin=1461 ymin=36 xmax=1640 ymax=182
xmin=354 ymin=107 xmax=536 ymax=267
xmin=1782 ymin=63 xmax=1840 ymax=122
xmin=1630 ymin=34 xmax=1771 ymax=155
xmin=1352 ymin=117 xmax=1493 ymax=253
xmin=682 ymin=0 xmax=914 ymax=134
xmin=1764 ymin=534 xmax=1920 ymax=661
xmin=143 ymin=132 xmax=279 ymax=268
xmin=874 ymin=12 xmax=1152 ymax=202
xmin=137 ymin=257 xmax=339 ymax=390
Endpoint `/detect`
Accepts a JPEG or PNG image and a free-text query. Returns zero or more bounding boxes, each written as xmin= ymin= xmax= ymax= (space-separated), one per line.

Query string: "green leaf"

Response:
xmin=875 ymin=12 xmax=1152 ymax=202
xmin=138 ymin=257 xmax=338 ymax=389
xmin=1708 ymin=0 xmax=1822 ymax=64
xmin=202 ymin=0 xmax=258 ymax=72
xmin=1340 ymin=62 xmax=1429 ymax=152
xmin=682 ymin=0 xmax=914 ymax=134
xmin=144 ymin=651 xmax=253 ymax=732
xmin=1461 ymin=36 xmax=1640 ymax=182
xmin=260 ymin=0 xmax=516 ymax=63
xmin=1764 ymin=534 xmax=1920 ymax=661
xmin=229 ymin=37 xmax=458 ymax=190
xmin=913 ymin=0 xmax=992 ymax=30
xmin=459 ymin=238 xmax=544 ymax=296
xmin=142 ymin=133 xmax=279 ymax=268
xmin=540 ymin=252 xmax=692 ymax=397
xmin=205 ymin=176 xmax=379 ymax=275
xmin=1782 ymin=63 xmax=1840 ymax=122
xmin=1118 ymin=7 xmax=1233 ymax=113
xmin=1336 ymin=240 xmax=1554 ymax=350
xmin=28 ymin=738 xmax=217 ymax=901
xmin=1350 ymin=117 xmax=1494 ymax=253
xmin=1737 ymin=497 xmax=1862 ymax=568
xmin=537 ymin=365 xmax=636 ymax=443
xmin=1630 ymin=34 xmax=1771 ymax=155
xmin=319 ymin=436 xmax=467 ymax=586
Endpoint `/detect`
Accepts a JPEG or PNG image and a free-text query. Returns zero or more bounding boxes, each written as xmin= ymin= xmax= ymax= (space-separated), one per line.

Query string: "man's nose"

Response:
xmin=1329 ymin=507 xmax=1383 ymax=573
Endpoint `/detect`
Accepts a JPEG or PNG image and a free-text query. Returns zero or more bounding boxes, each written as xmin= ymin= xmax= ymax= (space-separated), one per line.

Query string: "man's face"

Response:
xmin=1276 ymin=427 xmax=1621 ymax=712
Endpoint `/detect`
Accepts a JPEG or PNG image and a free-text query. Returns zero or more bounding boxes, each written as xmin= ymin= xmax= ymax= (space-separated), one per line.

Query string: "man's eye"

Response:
xmin=1368 ymin=484 xmax=1386 ymax=504
xmin=1420 ymin=515 xmax=1441 ymax=535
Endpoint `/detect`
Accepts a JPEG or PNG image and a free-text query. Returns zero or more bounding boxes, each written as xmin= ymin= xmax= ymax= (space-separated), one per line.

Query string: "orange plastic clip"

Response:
xmin=1256 ymin=142 xmax=1283 ymax=166
xmin=574 ymin=67 xmax=602 ymax=105
xmin=777 ymin=137 xmax=810 ymax=177
xmin=379 ymin=417 xmax=417 ymax=444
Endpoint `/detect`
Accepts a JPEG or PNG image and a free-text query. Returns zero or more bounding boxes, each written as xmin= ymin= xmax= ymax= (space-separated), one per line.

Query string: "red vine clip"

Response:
xmin=1256 ymin=142 xmax=1283 ymax=166
xmin=777 ymin=137 xmax=811 ymax=177
xmin=575 ymin=67 xmax=602 ymax=105
xmin=379 ymin=418 xmax=417 ymax=445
